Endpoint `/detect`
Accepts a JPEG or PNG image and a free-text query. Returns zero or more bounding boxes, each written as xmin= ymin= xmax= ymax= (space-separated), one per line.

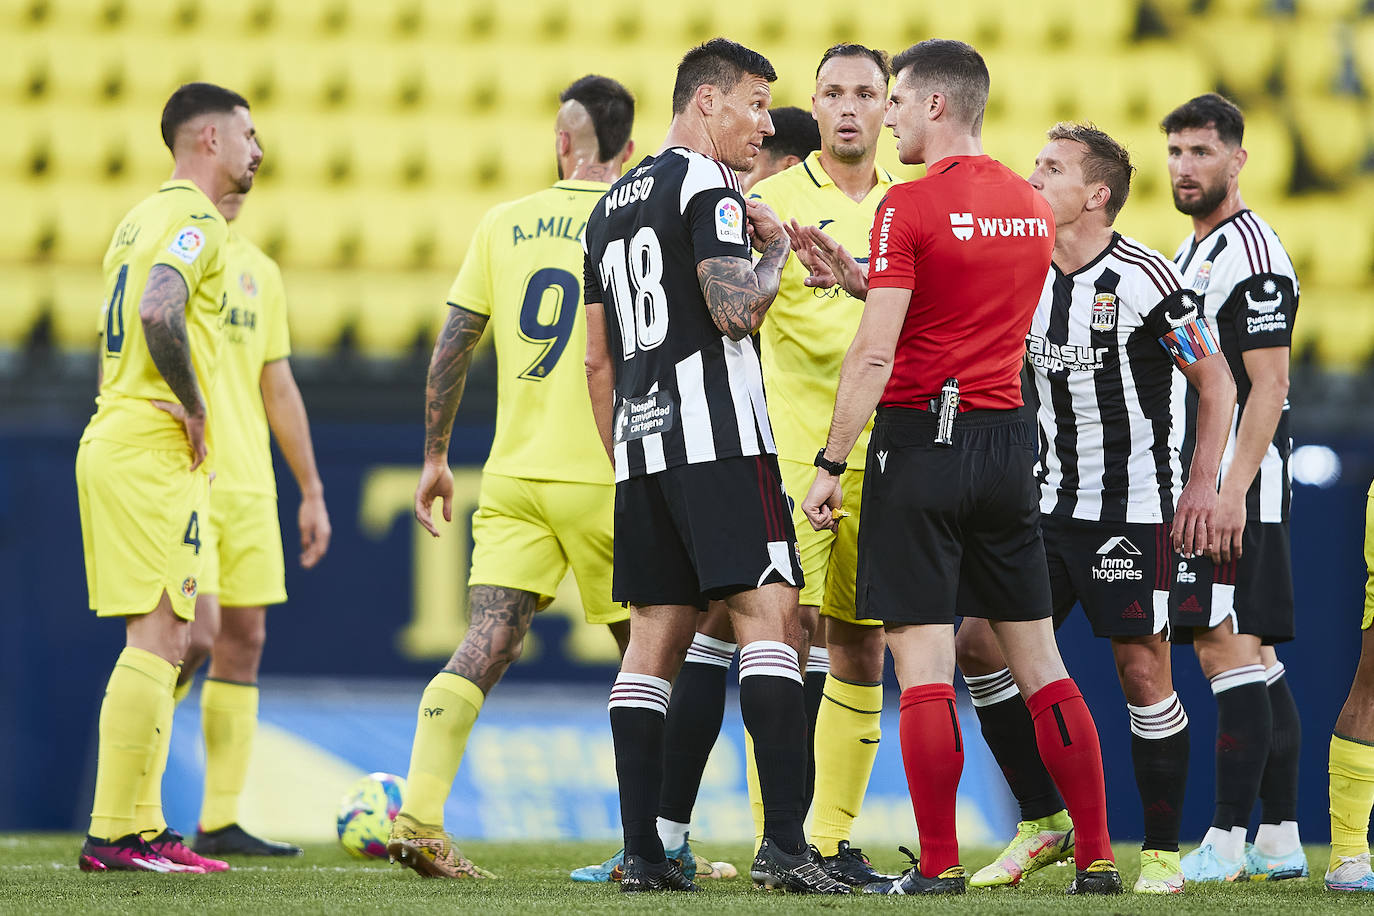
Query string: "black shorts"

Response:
xmin=612 ymin=454 xmax=803 ymax=609
xmin=855 ymin=407 xmax=1052 ymax=625
xmin=1169 ymin=520 xmax=1294 ymax=644
xmin=1046 ymin=516 xmax=1173 ymax=639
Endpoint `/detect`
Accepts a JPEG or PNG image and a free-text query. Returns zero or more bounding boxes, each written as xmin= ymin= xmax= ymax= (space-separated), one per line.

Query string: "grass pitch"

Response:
xmin=0 ymin=835 xmax=1363 ymax=914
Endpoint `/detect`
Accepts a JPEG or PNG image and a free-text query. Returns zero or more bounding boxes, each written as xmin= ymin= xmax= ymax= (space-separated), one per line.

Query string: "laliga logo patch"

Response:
xmin=1193 ymin=260 xmax=1213 ymax=293
xmin=715 ymin=197 xmax=744 ymax=244
xmin=949 ymin=212 xmax=973 ymax=241
xmin=1090 ymin=292 xmax=1118 ymax=331
xmin=239 ymin=271 xmax=258 ymax=296
xmin=181 ymin=576 xmax=198 ymax=598
xmin=168 ymin=226 xmax=205 ymax=265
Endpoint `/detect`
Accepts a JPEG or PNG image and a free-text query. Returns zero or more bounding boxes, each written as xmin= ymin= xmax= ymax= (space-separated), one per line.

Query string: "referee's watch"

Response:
xmin=814 ymin=448 xmax=847 ymax=476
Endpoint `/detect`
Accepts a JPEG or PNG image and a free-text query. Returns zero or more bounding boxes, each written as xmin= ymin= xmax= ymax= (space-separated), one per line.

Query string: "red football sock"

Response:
xmin=899 ymin=683 xmax=963 ymax=877
xmin=1025 ymin=678 xmax=1113 ymax=865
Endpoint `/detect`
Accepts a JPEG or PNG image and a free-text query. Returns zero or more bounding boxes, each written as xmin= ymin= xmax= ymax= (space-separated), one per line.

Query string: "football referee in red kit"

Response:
xmin=791 ymin=39 xmax=1121 ymax=897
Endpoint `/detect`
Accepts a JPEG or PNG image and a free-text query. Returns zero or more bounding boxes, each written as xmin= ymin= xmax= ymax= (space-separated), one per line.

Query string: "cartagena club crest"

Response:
xmin=1091 ymin=292 xmax=1118 ymax=331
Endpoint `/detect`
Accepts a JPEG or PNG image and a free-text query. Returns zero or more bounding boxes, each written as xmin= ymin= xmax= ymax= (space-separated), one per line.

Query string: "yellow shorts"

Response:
xmin=1363 ymin=482 xmax=1374 ymax=630
xmin=468 ymin=473 xmax=627 ymax=626
xmin=779 ymin=457 xmax=877 ymax=626
xmin=202 ymin=489 xmax=287 ymax=607
xmin=76 ymin=438 xmax=208 ymax=621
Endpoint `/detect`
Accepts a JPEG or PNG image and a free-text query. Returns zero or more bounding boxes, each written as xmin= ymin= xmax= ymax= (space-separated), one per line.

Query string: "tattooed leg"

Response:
xmin=443 ymin=585 xmax=539 ymax=694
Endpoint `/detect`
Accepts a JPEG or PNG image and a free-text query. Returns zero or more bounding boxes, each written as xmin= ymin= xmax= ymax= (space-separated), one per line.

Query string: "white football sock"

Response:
xmin=1253 ymin=820 xmax=1301 ymax=857
xmin=656 ymin=817 xmax=689 ymax=851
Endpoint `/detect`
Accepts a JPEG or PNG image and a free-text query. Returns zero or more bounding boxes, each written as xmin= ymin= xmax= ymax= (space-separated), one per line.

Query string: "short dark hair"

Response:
xmin=672 ymin=37 xmax=776 ymax=114
xmin=1046 ymin=122 xmax=1136 ymax=223
xmin=1160 ymin=92 xmax=1245 ymax=147
xmin=762 ymin=107 xmax=821 ymax=161
xmin=890 ymin=39 xmax=989 ymax=129
xmin=815 ymin=43 xmax=891 ymax=83
xmin=161 ymin=82 xmax=250 ymax=152
xmin=560 ymin=75 xmax=636 ymax=162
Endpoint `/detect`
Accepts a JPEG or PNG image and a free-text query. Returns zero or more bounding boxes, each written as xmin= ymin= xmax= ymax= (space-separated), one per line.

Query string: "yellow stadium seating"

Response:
xmin=2 ymin=0 xmax=1371 ymax=359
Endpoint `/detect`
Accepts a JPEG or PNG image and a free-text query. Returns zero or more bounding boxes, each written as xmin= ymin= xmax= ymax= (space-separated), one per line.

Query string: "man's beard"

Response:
xmin=1172 ymin=179 xmax=1227 ymax=216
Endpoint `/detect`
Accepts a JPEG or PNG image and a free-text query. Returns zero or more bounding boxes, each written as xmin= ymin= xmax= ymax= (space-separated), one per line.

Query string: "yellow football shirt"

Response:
xmin=86 ymin=179 xmax=229 ymax=453
xmin=751 ymin=152 xmax=897 ymax=468
xmin=446 ymin=179 xmax=611 ymax=485
xmin=209 ymin=229 xmax=291 ymax=496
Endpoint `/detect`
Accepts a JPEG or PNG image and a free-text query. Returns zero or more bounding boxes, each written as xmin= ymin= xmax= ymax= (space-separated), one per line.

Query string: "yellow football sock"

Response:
xmin=744 ymin=729 xmax=763 ymax=853
xmin=811 ymin=675 xmax=882 ymax=857
xmin=1329 ymin=733 xmax=1374 ymax=870
xmin=173 ymin=677 xmax=193 ymax=705
xmin=199 ymin=679 xmax=260 ymax=832
xmin=401 ymin=672 xmax=484 ymax=825
xmin=89 ymin=648 xmax=176 ymax=841
xmin=132 ymin=663 xmax=180 ymax=837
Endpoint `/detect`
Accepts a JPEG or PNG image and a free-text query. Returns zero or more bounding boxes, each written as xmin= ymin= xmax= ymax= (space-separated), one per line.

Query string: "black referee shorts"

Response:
xmin=855 ymin=406 xmax=1052 ymax=625
xmin=612 ymin=454 xmax=803 ymax=609
xmin=1169 ymin=520 xmax=1294 ymax=644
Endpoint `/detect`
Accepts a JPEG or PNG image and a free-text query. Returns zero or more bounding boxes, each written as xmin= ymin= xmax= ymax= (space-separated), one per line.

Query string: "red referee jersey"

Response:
xmin=867 ymin=155 xmax=1054 ymax=410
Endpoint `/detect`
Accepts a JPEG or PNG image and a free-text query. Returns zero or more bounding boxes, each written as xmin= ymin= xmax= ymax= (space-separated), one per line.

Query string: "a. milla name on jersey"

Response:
xmin=512 ymin=215 xmax=588 ymax=246
xmin=1025 ymin=334 xmax=1109 ymax=372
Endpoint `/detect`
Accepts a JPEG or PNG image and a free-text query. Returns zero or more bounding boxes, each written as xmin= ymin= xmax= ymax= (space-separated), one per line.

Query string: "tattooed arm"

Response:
xmin=697 ymin=236 xmax=790 ymax=341
xmin=139 ymin=264 xmax=207 ymax=469
xmin=696 ymin=198 xmax=791 ymax=341
xmin=415 ymin=305 xmax=489 ymax=537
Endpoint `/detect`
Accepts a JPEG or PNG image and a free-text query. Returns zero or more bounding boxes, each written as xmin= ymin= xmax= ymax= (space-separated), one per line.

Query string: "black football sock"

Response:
xmin=965 ymin=668 xmax=1066 ymax=821
xmin=803 ymin=647 xmax=829 ymax=814
xmin=739 ymin=641 xmax=807 ymax=855
xmin=1209 ymin=665 xmax=1272 ymax=831
xmin=1127 ymin=693 xmax=1190 ymax=852
xmin=657 ymin=633 xmax=734 ymax=824
xmin=1259 ymin=662 xmax=1301 ymax=825
xmin=609 ymin=673 xmax=671 ymax=861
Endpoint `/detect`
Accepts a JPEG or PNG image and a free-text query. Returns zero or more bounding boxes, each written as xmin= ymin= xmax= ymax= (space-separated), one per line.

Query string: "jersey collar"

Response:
xmin=158 ymin=179 xmax=215 ymax=206
xmin=799 ymin=151 xmax=896 ymax=190
xmin=1179 ymin=207 xmax=1253 ymax=269
xmin=553 ymin=179 xmax=611 ymax=193
xmin=1054 ymin=232 xmax=1120 ymax=279
xmin=926 ymin=154 xmax=989 ymax=174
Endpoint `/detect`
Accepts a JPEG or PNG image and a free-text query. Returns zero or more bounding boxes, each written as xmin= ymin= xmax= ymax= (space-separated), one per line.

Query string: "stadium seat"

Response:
xmin=50 ymin=265 xmax=108 ymax=350
xmin=0 ymin=266 xmax=50 ymax=347
xmin=1205 ymin=17 xmax=1283 ymax=97
xmin=1292 ymin=95 xmax=1372 ymax=182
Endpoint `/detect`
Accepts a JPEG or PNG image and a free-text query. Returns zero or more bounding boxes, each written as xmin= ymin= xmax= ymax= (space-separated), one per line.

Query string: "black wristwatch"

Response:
xmin=814 ymin=448 xmax=847 ymax=476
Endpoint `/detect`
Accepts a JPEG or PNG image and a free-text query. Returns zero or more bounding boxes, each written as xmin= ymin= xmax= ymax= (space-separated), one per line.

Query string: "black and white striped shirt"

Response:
xmin=1174 ymin=210 xmax=1299 ymax=523
xmin=1027 ymin=234 xmax=1212 ymax=523
xmin=583 ymin=148 xmax=775 ymax=482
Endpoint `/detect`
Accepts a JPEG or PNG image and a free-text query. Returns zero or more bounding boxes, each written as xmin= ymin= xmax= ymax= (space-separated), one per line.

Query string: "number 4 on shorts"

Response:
xmin=183 ymin=511 xmax=201 ymax=555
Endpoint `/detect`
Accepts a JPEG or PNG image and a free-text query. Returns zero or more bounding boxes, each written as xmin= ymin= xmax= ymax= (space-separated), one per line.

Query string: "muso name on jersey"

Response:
xmin=603 ymin=176 xmax=656 ymax=216
xmin=1025 ymin=335 xmax=1108 ymax=372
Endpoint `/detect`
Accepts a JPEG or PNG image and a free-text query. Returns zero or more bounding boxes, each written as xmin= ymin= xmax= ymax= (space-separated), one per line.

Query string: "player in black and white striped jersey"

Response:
xmin=1163 ymin=93 xmax=1308 ymax=884
xmin=952 ymin=122 xmax=1236 ymax=895
xmin=583 ymin=38 xmax=844 ymax=895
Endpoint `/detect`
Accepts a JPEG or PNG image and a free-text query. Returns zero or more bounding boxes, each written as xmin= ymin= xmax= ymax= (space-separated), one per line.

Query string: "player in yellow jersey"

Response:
xmin=751 ymin=43 xmax=897 ymax=884
xmin=1325 ymin=479 xmax=1374 ymax=892
xmin=158 ymin=191 xmax=329 ymax=858
xmin=386 ymin=75 xmax=636 ymax=879
xmin=76 ymin=82 xmax=262 ymax=873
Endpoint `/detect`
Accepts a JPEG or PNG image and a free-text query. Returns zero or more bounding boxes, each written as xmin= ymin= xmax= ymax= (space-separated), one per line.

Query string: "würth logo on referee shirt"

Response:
xmin=948 ymin=212 xmax=1050 ymax=242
